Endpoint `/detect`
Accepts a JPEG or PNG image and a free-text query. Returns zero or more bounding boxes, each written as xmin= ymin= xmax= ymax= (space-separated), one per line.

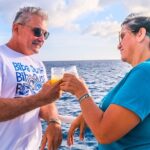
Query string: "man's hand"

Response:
xmin=37 ymin=80 xmax=62 ymax=104
xmin=40 ymin=123 xmax=62 ymax=150
xmin=67 ymin=113 xmax=87 ymax=146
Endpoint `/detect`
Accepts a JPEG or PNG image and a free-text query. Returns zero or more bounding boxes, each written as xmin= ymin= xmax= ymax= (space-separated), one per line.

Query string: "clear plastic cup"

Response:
xmin=65 ymin=65 xmax=79 ymax=77
xmin=50 ymin=67 xmax=65 ymax=84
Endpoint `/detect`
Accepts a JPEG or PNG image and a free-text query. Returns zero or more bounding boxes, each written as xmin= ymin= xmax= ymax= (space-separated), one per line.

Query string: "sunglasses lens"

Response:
xmin=44 ymin=32 xmax=49 ymax=40
xmin=33 ymin=28 xmax=42 ymax=37
xmin=33 ymin=28 xmax=49 ymax=40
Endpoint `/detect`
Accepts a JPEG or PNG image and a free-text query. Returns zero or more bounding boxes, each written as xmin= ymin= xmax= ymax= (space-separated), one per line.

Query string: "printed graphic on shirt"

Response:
xmin=13 ymin=62 xmax=45 ymax=97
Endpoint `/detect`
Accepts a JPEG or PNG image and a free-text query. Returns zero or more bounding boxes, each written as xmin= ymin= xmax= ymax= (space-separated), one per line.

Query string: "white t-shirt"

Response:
xmin=0 ymin=45 xmax=47 ymax=150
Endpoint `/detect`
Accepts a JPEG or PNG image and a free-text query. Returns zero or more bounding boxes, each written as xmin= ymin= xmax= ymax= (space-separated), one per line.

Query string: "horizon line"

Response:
xmin=42 ymin=59 xmax=121 ymax=62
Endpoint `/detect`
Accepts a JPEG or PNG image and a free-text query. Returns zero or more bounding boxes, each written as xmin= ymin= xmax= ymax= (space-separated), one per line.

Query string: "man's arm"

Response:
xmin=0 ymin=81 xmax=61 ymax=122
xmin=39 ymin=103 xmax=59 ymax=121
xmin=39 ymin=103 xmax=62 ymax=150
xmin=0 ymin=95 xmax=43 ymax=121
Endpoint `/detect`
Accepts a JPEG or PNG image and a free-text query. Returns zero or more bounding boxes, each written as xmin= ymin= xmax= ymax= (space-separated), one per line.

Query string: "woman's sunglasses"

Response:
xmin=19 ymin=24 xmax=49 ymax=40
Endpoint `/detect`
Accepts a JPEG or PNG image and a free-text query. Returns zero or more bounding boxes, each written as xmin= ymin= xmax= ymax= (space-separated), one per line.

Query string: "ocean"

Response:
xmin=42 ymin=60 xmax=131 ymax=150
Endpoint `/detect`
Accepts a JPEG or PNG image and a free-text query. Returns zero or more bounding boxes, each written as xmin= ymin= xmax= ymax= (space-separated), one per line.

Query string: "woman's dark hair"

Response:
xmin=122 ymin=13 xmax=150 ymax=37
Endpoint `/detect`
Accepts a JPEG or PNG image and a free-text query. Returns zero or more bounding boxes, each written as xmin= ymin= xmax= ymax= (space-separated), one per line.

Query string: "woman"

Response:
xmin=60 ymin=13 xmax=150 ymax=149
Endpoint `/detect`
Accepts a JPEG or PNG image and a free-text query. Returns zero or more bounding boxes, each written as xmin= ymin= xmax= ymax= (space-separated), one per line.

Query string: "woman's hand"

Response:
xmin=60 ymin=73 xmax=88 ymax=99
xmin=67 ymin=113 xmax=87 ymax=146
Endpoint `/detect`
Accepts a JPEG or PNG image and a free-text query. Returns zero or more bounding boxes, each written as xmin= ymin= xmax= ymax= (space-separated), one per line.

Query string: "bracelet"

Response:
xmin=47 ymin=118 xmax=61 ymax=125
xmin=78 ymin=93 xmax=91 ymax=104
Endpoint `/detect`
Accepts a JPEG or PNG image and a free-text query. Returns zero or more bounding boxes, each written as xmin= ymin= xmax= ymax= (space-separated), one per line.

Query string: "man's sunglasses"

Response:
xmin=19 ymin=24 xmax=49 ymax=40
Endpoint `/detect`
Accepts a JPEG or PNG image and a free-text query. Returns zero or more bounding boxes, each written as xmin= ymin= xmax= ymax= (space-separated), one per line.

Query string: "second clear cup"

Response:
xmin=65 ymin=65 xmax=79 ymax=77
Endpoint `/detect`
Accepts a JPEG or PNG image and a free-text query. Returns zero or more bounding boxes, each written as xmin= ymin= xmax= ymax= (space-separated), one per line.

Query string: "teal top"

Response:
xmin=98 ymin=59 xmax=150 ymax=150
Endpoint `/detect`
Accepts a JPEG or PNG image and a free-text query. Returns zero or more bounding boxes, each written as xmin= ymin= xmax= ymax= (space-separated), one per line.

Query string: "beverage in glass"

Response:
xmin=50 ymin=67 xmax=65 ymax=84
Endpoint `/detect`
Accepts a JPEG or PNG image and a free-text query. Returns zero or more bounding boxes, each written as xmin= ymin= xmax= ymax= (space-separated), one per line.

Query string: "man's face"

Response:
xmin=17 ymin=15 xmax=49 ymax=55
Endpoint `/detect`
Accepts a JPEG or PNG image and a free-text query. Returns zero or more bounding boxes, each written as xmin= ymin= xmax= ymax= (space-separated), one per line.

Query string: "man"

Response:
xmin=0 ymin=6 xmax=62 ymax=150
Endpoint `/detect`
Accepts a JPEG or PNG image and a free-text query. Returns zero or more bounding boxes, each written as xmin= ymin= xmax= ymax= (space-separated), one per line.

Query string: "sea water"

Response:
xmin=42 ymin=60 xmax=131 ymax=150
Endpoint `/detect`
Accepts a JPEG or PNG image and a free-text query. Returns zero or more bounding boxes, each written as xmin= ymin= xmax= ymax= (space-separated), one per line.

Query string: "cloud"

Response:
xmin=48 ymin=0 xmax=102 ymax=30
xmin=0 ymin=0 xmax=102 ymax=31
xmin=0 ymin=0 xmax=121 ymax=37
xmin=82 ymin=0 xmax=150 ymax=37
xmin=0 ymin=0 xmax=43 ymax=23
xmin=82 ymin=19 xmax=120 ymax=37
xmin=2 ymin=0 xmax=150 ymax=38
xmin=123 ymin=0 xmax=150 ymax=13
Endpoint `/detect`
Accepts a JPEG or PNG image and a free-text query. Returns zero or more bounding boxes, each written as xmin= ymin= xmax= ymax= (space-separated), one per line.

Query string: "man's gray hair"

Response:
xmin=13 ymin=6 xmax=49 ymax=24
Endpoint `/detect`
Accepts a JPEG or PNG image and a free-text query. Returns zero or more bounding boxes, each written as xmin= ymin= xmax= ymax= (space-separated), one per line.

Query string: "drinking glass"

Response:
xmin=50 ymin=67 xmax=65 ymax=84
xmin=65 ymin=65 xmax=79 ymax=77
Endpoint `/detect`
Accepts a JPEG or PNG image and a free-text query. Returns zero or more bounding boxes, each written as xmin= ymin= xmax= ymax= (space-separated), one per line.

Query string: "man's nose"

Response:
xmin=38 ymin=35 xmax=45 ymax=42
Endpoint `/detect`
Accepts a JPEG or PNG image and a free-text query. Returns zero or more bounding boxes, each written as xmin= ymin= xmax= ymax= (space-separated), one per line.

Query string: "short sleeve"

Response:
xmin=112 ymin=65 xmax=150 ymax=121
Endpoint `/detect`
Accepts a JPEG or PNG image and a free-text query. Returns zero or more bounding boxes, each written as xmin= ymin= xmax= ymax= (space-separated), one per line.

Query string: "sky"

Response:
xmin=0 ymin=0 xmax=150 ymax=61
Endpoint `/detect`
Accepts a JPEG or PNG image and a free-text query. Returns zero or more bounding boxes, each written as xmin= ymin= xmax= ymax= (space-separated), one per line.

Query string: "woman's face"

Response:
xmin=118 ymin=25 xmax=137 ymax=64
